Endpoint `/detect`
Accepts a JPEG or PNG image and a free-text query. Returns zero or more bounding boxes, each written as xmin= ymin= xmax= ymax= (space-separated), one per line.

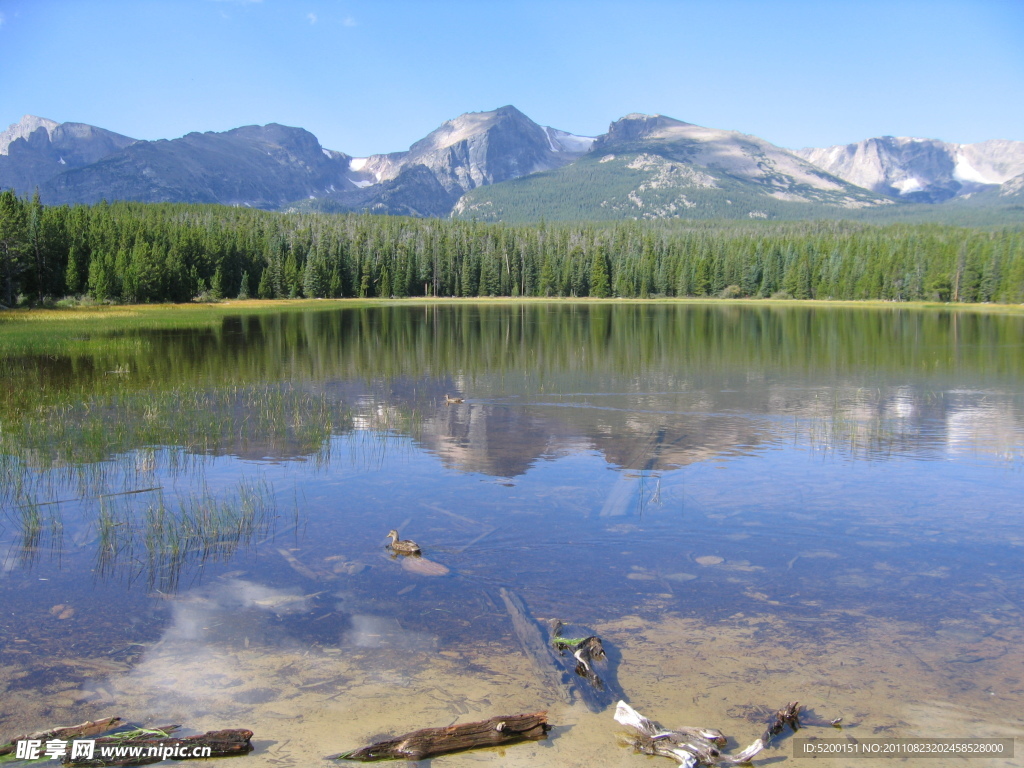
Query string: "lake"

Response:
xmin=1 ymin=301 xmax=1023 ymax=767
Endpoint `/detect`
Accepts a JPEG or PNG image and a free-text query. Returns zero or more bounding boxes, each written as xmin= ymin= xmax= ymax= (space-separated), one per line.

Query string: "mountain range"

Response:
xmin=2 ymin=106 xmax=1022 ymax=222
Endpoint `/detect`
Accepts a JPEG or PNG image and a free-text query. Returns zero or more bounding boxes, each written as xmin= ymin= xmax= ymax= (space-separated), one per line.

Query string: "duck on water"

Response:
xmin=386 ymin=529 xmax=421 ymax=556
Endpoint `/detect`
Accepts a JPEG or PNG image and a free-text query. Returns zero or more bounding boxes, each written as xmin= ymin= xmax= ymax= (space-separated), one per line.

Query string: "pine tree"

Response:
xmin=65 ymin=243 xmax=84 ymax=295
xmin=210 ymin=266 xmax=225 ymax=300
xmin=590 ymin=246 xmax=611 ymax=298
xmin=88 ymin=251 xmax=116 ymax=301
xmin=258 ymin=268 xmax=273 ymax=299
xmin=129 ymin=239 xmax=163 ymax=302
xmin=0 ymin=190 xmax=29 ymax=306
xmin=284 ymin=249 xmax=301 ymax=298
xmin=538 ymin=254 xmax=555 ymax=297
xmin=379 ymin=263 xmax=392 ymax=298
xmin=693 ymin=257 xmax=712 ymax=296
xmin=303 ymin=254 xmax=329 ymax=298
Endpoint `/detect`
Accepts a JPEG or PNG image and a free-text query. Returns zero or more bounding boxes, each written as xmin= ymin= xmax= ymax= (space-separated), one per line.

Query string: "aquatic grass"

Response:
xmin=0 ymin=464 xmax=66 ymax=567
xmin=794 ymin=388 xmax=913 ymax=461
xmin=0 ymin=375 xmax=412 ymax=587
xmin=343 ymin=413 xmax=421 ymax=472
xmin=142 ymin=477 xmax=279 ymax=591
xmin=103 ymin=727 xmax=175 ymax=743
xmin=15 ymin=494 xmax=42 ymax=557
xmin=89 ymin=477 xmax=280 ymax=591
xmin=94 ymin=496 xmax=135 ymax=579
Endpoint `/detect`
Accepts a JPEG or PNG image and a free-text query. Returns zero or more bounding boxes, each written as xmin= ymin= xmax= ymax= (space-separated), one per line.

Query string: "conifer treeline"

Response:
xmin=1 ymin=191 xmax=1023 ymax=305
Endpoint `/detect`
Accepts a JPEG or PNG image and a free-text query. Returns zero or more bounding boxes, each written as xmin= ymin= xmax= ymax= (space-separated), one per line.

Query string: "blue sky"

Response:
xmin=1 ymin=0 xmax=1021 ymax=156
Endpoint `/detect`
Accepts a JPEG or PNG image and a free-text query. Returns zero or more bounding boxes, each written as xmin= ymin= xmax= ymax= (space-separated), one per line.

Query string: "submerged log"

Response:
xmin=328 ymin=712 xmax=550 ymax=761
xmin=278 ymin=547 xmax=334 ymax=581
xmin=499 ymin=588 xmax=623 ymax=711
xmin=64 ymin=728 xmax=254 ymax=767
xmin=615 ymin=700 xmax=801 ymax=767
xmin=498 ymin=589 xmax=573 ymax=705
xmin=1 ymin=718 xmax=124 ymax=755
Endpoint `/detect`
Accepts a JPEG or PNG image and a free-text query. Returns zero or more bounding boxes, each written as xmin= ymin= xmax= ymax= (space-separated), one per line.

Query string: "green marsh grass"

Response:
xmin=93 ymin=477 xmax=279 ymax=591
xmin=0 ymin=368 xmax=420 ymax=587
xmin=0 ymin=378 xmax=344 ymax=586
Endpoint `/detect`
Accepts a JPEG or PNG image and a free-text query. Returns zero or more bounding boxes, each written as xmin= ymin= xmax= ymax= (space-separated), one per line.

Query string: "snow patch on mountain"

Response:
xmin=954 ymin=141 xmax=1024 ymax=185
xmin=893 ymin=177 xmax=926 ymax=194
xmin=543 ymin=126 xmax=596 ymax=154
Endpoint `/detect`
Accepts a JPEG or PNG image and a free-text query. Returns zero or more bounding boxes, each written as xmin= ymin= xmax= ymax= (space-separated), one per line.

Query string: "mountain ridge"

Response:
xmin=796 ymin=136 xmax=1024 ymax=204
xmin=1 ymin=110 xmax=1021 ymax=222
xmin=454 ymin=112 xmax=893 ymax=222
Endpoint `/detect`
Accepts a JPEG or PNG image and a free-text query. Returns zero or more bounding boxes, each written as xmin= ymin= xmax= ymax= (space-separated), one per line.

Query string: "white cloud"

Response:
xmin=307 ymin=12 xmax=317 ymax=24
xmin=0 ymin=12 xmax=6 ymax=29
xmin=342 ymin=16 xmax=357 ymax=27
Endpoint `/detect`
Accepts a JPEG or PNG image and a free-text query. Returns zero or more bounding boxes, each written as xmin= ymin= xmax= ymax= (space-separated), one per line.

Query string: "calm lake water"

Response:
xmin=1 ymin=302 xmax=1023 ymax=767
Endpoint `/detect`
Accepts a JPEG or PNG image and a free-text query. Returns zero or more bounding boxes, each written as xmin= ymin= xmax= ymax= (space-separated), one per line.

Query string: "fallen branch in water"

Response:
xmin=614 ymin=700 xmax=801 ymax=767
xmin=499 ymin=589 xmax=573 ymax=705
xmin=328 ymin=712 xmax=550 ymax=761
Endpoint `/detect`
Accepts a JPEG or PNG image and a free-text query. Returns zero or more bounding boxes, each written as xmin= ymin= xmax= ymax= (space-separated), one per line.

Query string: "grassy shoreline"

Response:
xmin=4 ymin=295 xmax=1024 ymax=318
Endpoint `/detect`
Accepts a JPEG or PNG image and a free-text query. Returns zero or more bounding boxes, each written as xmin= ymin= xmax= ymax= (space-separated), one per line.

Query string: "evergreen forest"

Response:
xmin=1 ymin=190 xmax=1023 ymax=307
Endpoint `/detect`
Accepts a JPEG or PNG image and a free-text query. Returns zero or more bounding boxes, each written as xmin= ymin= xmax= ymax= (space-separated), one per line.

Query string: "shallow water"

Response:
xmin=1 ymin=303 xmax=1023 ymax=766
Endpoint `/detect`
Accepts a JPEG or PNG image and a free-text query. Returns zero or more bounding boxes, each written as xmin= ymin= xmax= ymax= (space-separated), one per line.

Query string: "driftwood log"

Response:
xmin=615 ymin=700 xmax=802 ymax=767
xmin=63 ymin=729 xmax=254 ymax=767
xmin=329 ymin=712 xmax=550 ymax=761
xmin=1 ymin=717 xmax=124 ymax=755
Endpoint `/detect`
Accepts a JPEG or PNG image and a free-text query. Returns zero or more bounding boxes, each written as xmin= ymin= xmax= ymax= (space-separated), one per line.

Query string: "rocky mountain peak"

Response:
xmin=0 ymin=115 xmax=60 ymax=155
xmin=598 ymin=113 xmax=692 ymax=147
xmin=352 ymin=105 xmax=593 ymax=196
xmin=407 ymin=105 xmax=538 ymax=156
xmin=0 ymin=116 xmax=138 ymax=198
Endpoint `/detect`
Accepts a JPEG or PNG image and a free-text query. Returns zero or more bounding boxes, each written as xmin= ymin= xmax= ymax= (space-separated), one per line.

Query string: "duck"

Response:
xmin=444 ymin=394 xmax=464 ymax=404
xmin=386 ymin=529 xmax=421 ymax=555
